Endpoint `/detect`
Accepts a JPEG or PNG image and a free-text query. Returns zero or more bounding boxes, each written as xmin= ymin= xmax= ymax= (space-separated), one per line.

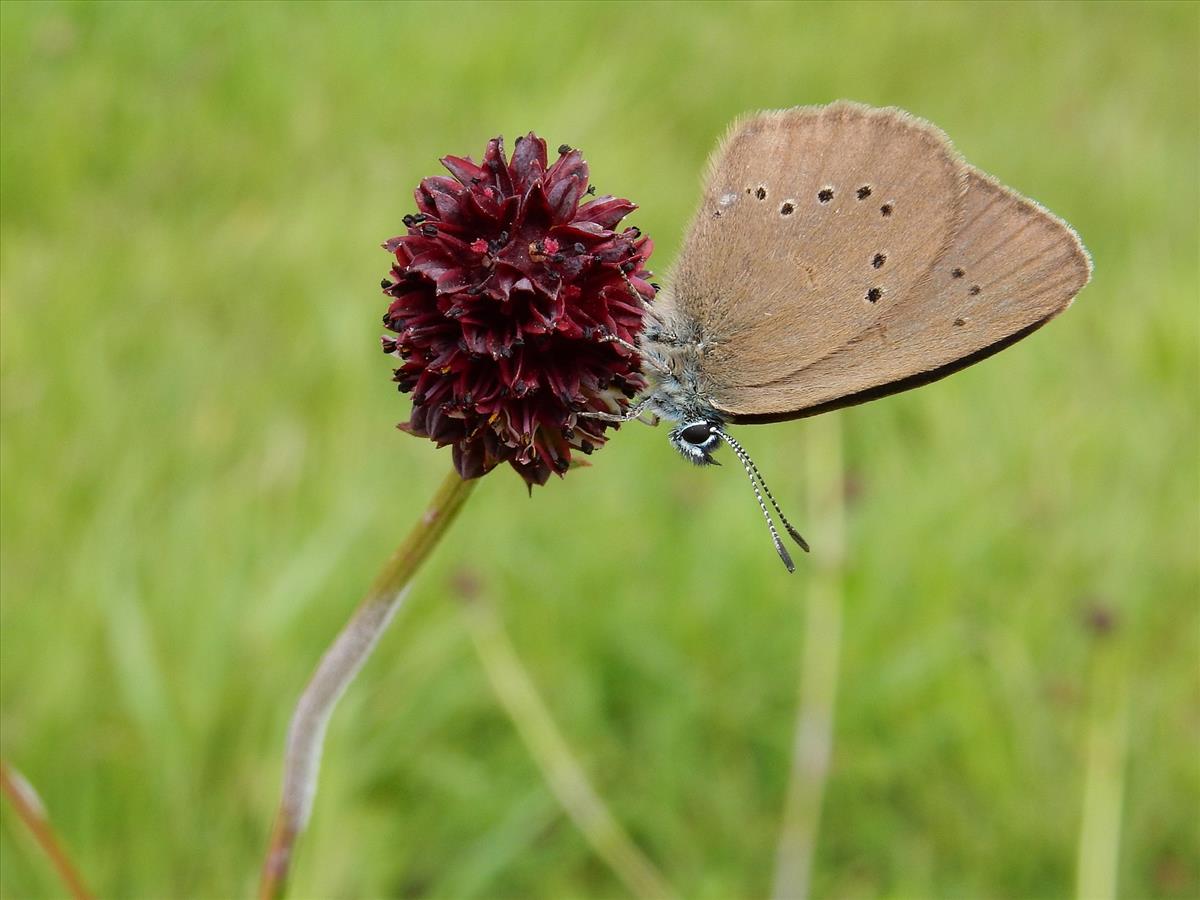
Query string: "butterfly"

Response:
xmin=597 ymin=102 xmax=1092 ymax=571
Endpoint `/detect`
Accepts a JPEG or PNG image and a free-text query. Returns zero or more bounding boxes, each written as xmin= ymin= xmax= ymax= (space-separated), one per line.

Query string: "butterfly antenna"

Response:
xmin=717 ymin=430 xmax=796 ymax=572
xmin=718 ymin=431 xmax=810 ymax=554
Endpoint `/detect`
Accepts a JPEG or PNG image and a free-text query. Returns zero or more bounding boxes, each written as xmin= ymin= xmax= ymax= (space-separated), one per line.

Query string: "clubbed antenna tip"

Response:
xmin=784 ymin=522 xmax=810 ymax=553
xmin=774 ymin=537 xmax=796 ymax=573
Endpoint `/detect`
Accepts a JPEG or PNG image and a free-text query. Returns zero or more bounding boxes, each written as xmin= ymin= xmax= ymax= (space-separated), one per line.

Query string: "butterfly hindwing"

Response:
xmin=713 ymin=166 xmax=1092 ymax=422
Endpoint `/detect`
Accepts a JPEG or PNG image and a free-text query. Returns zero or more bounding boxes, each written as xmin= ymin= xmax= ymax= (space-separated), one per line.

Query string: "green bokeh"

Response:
xmin=2 ymin=1 xmax=1196 ymax=897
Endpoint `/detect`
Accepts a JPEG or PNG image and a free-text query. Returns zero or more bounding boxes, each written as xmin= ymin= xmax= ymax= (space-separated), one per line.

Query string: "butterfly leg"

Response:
xmin=578 ymin=395 xmax=655 ymax=425
xmin=598 ymin=331 xmax=674 ymax=378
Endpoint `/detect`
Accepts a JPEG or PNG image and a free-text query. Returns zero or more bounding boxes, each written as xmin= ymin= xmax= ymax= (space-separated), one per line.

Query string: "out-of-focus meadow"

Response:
xmin=2 ymin=2 xmax=1197 ymax=897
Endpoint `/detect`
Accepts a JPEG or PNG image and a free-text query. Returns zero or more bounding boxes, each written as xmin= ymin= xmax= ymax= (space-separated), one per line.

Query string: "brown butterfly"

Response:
xmin=598 ymin=102 xmax=1092 ymax=570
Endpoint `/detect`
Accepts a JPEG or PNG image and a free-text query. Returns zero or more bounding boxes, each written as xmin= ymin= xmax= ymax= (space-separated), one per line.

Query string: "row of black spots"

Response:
xmin=861 ymin=186 xmax=889 ymax=300
xmin=950 ymin=266 xmax=981 ymax=295
xmin=749 ymin=182 xmax=891 ymax=217
xmin=863 ymin=249 xmax=889 ymax=300
xmin=815 ymin=187 xmax=890 ymax=216
xmin=819 ymin=184 xmax=878 ymax=205
xmin=746 ymin=184 xmax=799 ymax=217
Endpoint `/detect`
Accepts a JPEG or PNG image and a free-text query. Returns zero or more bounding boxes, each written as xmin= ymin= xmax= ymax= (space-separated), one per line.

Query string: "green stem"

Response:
xmin=259 ymin=468 xmax=476 ymax=900
xmin=771 ymin=414 xmax=846 ymax=900
xmin=458 ymin=589 xmax=677 ymax=900
xmin=1075 ymin=634 xmax=1130 ymax=900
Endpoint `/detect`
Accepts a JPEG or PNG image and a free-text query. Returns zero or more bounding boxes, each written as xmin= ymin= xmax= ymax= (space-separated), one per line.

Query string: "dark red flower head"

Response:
xmin=382 ymin=134 xmax=654 ymax=486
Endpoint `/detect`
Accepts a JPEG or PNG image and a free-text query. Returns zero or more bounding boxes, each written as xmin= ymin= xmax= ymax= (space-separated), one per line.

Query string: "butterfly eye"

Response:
xmin=679 ymin=422 xmax=715 ymax=445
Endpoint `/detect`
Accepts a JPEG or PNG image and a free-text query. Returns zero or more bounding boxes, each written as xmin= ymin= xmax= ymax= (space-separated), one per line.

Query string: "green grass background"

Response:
xmin=2 ymin=1 xmax=1197 ymax=897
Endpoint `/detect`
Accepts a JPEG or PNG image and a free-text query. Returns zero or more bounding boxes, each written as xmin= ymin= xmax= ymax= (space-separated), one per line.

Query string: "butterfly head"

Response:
xmin=670 ymin=419 xmax=723 ymax=466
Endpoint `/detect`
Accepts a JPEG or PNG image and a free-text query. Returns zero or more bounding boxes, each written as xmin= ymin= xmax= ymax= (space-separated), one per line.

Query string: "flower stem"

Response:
xmin=771 ymin=414 xmax=846 ymax=900
xmin=1074 ymin=631 xmax=1130 ymax=900
xmin=258 ymin=468 xmax=476 ymax=900
xmin=0 ymin=758 xmax=94 ymax=900
xmin=457 ymin=586 xmax=677 ymax=900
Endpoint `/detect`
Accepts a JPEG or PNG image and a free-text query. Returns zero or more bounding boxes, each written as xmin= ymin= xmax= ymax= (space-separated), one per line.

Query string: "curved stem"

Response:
xmin=0 ymin=759 xmax=94 ymax=900
xmin=259 ymin=468 xmax=476 ymax=900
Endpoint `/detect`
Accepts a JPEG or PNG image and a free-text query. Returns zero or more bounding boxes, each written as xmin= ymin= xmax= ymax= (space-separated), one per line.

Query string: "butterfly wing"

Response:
xmin=714 ymin=166 xmax=1092 ymax=422
xmin=659 ymin=102 xmax=968 ymax=403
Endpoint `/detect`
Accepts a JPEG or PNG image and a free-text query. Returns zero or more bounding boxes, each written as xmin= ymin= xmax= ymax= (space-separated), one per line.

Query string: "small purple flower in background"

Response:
xmin=382 ymin=134 xmax=655 ymax=486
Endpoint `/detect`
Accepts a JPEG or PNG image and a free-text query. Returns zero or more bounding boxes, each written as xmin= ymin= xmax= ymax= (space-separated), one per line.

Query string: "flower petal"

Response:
xmin=575 ymin=195 xmax=638 ymax=228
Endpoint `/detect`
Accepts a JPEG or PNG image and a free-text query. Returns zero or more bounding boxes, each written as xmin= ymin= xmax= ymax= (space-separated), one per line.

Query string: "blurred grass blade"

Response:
xmin=441 ymin=789 xmax=558 ymax=899
xmin=1075 ymin=632 xmax=1131 ymax=900
xmin=458 ymin=583 xmax=677 ymax=900
xmin=772 ymin=414 xmax=846 ymax=900
xmin=0 ymin=759 xmax=94 ymax=900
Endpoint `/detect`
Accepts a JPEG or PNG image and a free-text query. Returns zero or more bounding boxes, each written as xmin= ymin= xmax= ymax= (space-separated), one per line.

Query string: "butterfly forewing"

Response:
xmin=715 ymin=167 xmax=1092 ymax=421
xmin=663 ymin=102 xmax=968 ymax=401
